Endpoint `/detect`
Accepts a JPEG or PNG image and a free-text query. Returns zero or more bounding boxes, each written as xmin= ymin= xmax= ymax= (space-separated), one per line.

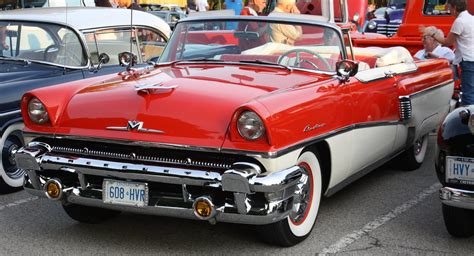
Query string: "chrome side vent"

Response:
xmin=399 ymin=96 xmax=412 ymax=121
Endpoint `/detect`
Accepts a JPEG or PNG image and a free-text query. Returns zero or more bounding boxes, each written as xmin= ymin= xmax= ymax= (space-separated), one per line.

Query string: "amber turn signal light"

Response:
xmin=44 ymin=179 xmax=63 ymax=200
xmin=193 ymin=197 xmax=216 ymax=220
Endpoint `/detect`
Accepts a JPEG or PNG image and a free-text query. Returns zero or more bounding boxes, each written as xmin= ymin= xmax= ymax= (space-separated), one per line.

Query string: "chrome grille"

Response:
xmin=52 ymin=145 xmax=233 ymax=169
xmin=399 ymin=96 xmax=412 ymax=121
xmin=376 ymin=24 xmax=399 ymax=36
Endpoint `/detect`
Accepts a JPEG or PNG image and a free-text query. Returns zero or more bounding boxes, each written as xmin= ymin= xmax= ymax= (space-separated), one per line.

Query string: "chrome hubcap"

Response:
xmin=2 ymin=132 xmax=25 ymax=179
xmin=414 ymin=137 xmax=424 ymax=156
xmin=290 ymin=167 xmax=311 ymax=223
xmin=7 ymin=144 xmax=18 ymax=166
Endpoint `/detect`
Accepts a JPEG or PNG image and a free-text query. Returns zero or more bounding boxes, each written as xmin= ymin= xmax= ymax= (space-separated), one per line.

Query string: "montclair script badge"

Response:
xmin=106 ymin=121 xmax=164 ymax=134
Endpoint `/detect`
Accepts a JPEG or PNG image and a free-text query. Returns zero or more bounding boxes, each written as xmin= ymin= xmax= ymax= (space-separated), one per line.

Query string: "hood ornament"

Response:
xmin=107 ymin=121 xmax=164 ymax=134
xmin=135 ymin=82 xmax=178 ymax=94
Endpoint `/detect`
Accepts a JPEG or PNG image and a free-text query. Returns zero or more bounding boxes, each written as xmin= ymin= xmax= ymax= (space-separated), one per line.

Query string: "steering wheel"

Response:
xmin=43 ymin=44 xmax=59 ymax=62
xmin=277 ymin=49 xmax=331 ymax=71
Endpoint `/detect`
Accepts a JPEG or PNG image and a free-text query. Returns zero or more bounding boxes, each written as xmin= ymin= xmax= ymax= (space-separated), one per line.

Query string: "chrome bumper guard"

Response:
xmin=15 ymin=142 xmax=303 ymax=225
xmin=440 ymin=187 xmax=474 ymax=210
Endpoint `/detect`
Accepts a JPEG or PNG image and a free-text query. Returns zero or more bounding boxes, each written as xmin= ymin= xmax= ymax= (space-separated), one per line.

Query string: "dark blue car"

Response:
xmin=0 ymin=7 xmax=170 ymax=193
xmin=365 ymin=7 xmax=404 ymax=37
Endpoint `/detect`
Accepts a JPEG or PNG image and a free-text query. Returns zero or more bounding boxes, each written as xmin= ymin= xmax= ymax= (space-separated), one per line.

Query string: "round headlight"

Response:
xmin=28 ymin=97 xmax=49 ymax=124
xmin=368 ymin=21 xmax=376 ymax=30
xmin=237 ymin=111 xmax=265 ymax=141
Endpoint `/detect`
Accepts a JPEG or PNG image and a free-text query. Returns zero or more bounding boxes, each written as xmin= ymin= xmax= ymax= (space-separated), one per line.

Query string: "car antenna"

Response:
xmin=127 ymin=6 xmax=133 ymax=71
xmin=64 ymin=0 xmax=68 ymax=75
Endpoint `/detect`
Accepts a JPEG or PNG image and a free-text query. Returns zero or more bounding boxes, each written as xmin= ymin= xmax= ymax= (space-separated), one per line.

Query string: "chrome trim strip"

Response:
xmin=410 ymin=80 xmax=454 ymax=99
xmin=26 ymin=120 xmax=402 ymax=159
xmin=0 ymin=109 xmax=21 ymax=117
xmin=440 ymin=187 xmax=474 ymax=211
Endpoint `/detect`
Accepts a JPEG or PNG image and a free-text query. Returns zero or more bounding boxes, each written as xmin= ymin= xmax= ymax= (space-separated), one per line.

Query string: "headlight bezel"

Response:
xmin=27 ymin=97 xmax=50 ymax=125
xmin=236 ymin=110 xmax=266 ymax=141
xmin=368 ymin=20 xmax=377 ymax=30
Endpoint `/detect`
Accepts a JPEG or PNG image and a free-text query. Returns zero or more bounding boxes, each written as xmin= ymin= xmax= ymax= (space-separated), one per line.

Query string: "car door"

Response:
xmin=345 ymin=68 xmax=400 ymax=175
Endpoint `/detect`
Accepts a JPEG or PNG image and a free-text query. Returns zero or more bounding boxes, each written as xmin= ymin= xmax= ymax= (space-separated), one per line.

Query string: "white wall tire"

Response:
xmin=398 ymin=134 xmax=428 ymax=171
xmin=288 ymin=151 xmax=322 ymax=237
xmin=0 ymin=123 xmax=25 ymax=193
xmin=258 ymin=150 xmax=323 ymax=246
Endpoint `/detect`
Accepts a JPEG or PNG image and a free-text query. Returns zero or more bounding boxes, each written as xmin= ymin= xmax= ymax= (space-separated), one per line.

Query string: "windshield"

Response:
xmin=0 ymin=21 xmax=86 ymax=67
xmin=151 ymin=12 xmax=168 ymax=19
xmin=159 ymin=19 xmax=344 ymax=72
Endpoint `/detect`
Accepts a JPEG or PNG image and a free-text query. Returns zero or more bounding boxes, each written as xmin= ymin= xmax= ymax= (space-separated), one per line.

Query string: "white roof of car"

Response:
xmin=0 ymin=7 xmax=171 ymax=37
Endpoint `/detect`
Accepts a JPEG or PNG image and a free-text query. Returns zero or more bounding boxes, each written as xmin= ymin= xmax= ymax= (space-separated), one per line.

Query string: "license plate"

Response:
xmin=103 ymin=179 xmax=149 ymax=207
xmin=446 ymin=156 xmax=474 ymax=185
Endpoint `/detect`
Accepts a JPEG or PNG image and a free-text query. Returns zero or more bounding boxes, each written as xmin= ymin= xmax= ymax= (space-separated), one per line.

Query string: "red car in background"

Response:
xmin=353 ymin=0 xmax=474 ymax=55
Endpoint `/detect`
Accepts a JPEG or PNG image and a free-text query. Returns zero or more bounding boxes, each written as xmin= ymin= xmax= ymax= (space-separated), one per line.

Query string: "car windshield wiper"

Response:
xmin=0 ymin=56 xmax=32 ymax=65
xmin=237 ymin=59 xmax=292 ymax=71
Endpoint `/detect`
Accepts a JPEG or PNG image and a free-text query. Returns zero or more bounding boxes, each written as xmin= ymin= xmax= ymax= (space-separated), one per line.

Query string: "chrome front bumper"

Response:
xmin=16 ymin=142 xmax=303 ymax=225
xmin=439 ymin=187 xmax=474 ymax=210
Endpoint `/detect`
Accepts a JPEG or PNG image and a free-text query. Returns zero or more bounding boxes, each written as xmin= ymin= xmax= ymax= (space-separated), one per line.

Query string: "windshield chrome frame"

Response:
xmin=159 ymin=16 xmax=348 ymax=75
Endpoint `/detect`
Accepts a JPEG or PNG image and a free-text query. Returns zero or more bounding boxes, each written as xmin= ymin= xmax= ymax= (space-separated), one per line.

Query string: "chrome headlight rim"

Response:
xmin=237 ymin=111 xmax=266 ymax=141
xmin=368 ymin=20 xmax=377 ymax=30
xmin=27 ymin=97 xmax=49 ymax=124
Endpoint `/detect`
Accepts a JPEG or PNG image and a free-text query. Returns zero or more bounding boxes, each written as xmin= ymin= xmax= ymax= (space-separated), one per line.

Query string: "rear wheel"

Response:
xmin=258 ymin=150 xmax=323 ymax=246
xmin=398 ymin=134 xmax=428 ymax=171
xmin=0 ymin=123 xmax=25 ymax=194
xmin=63 ymin=204 xmax=121 ymax=224
xmin=442 ymin=204 xmax=474 ymax=237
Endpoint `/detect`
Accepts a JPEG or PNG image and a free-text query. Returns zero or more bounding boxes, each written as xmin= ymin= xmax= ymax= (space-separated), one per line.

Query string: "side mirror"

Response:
xmin=118 ymin=52 xmax=137 ymax=67
xmin=95 ymin=53 xmax=110 ymax=70
xmin=336 ymin=60 xmax=358 ymax=82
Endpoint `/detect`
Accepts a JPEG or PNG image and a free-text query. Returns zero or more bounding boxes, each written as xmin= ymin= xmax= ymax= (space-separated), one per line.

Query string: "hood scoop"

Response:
xmin=135 ymin=82 xmax=178 ymax=94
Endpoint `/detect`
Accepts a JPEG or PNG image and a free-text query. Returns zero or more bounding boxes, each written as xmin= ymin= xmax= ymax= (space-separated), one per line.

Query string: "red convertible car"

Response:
xmin=15 ymin=14 xmax=453 ymax=246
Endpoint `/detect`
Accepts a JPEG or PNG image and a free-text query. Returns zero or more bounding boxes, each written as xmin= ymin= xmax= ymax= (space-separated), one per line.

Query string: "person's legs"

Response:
xmin=461 ymin=61 xmax=474 ymax=105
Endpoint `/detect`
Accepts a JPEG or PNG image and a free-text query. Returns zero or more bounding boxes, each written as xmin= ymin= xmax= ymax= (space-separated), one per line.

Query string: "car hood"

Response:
xmin=56 ymin=64 xmax=324 ymax=148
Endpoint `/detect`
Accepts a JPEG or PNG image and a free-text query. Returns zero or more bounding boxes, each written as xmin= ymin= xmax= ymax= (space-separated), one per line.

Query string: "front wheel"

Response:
xmin=257 ymin=150 xmax=323 ymax=246
xmin=0 ymin=123 xmax=25 ymax=194
xmin=63 ymin=204 xmax=121 ymax=224
xmin=442 ymin=204 xmax=474 ymax=237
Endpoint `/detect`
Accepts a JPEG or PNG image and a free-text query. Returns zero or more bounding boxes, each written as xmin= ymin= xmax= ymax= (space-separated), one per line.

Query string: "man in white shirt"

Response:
xmin=195 ymin=0 xmax=209 ymax=12
xmin=414 ymin=27 xmax=455 ymax=62
xmin=422 ymin=0 xmax=474 ymax=105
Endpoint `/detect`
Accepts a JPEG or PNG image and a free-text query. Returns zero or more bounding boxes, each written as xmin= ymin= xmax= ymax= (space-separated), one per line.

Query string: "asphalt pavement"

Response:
xmin=1 ymin=135 xmax=473 ymax=255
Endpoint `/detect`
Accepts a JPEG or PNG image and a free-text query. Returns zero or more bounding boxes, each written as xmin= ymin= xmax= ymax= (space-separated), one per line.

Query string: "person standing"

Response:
xmin=240 ymin=0 xmax=266 ymax=16
xmin=0 ymin=27 xmax=8 ymax=53
xmin=422 ymin=0 xmax=474 ymax=105
xmin=195 ymin=0 xmax=209 ymax=12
